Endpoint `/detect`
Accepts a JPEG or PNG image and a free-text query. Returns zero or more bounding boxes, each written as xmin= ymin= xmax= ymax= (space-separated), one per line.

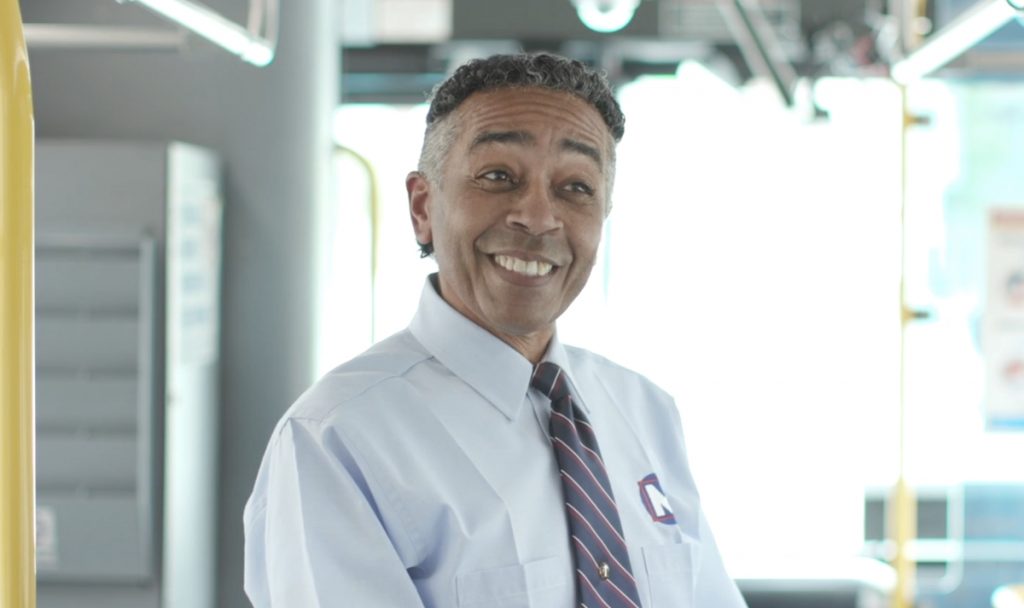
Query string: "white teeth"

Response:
xmin=494 ymin=254 xmax=553 ymax=277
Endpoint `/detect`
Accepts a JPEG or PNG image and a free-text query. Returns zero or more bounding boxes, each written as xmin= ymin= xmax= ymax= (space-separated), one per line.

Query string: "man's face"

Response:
xmin=408 ymin=87 xmax=614 ymax=358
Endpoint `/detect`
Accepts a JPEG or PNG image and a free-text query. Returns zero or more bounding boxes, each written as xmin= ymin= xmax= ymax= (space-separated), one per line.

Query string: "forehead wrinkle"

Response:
xmin=453 ymin=88 xmax=615 ymax=176
xmin=470 ymin=130 xmax=535 ymax=150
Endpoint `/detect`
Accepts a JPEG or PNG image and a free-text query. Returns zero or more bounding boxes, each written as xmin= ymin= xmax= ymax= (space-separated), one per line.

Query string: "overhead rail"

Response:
xmin=716 ymin=0 xmax=798 ymax=106
xmin=891 ymin=0 xmax=1023 ymax=82
xmin=23 ymin=0 xmax=278 ymax=67
xmin=23 ymin=24 xmax=186 ymax=51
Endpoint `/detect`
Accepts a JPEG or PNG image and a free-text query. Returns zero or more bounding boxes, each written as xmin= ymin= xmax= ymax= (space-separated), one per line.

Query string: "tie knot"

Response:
xmin=531 ymin=361 xmax=570 ymax=402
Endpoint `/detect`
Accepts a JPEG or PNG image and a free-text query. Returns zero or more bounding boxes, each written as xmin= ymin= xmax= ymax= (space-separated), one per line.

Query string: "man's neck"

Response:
xmin=429 ymin=273 xmax=553 ymax=364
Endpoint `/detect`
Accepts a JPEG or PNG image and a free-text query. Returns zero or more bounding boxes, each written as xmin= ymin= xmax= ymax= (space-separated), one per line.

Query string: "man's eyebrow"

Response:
xmin=470 ymin=130 xmax=604 ymax=168
xmin=470 ymin=130 xmax=534 ymax=148
xmin=561 ymin=138 xmax=602 ymax=166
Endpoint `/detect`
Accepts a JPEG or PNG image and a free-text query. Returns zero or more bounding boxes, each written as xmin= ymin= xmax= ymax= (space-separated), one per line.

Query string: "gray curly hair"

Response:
xmin=415 ymin=52 xmax=625 ymax=257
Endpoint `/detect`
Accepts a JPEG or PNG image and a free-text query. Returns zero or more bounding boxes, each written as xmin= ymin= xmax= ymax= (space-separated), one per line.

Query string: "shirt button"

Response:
xmin=598 ymin=562 xmax=611 ymax=580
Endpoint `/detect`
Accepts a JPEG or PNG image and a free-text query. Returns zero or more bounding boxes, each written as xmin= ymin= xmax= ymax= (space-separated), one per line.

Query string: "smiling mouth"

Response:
xmin=493 ymin=254 xmax=555 ymax=277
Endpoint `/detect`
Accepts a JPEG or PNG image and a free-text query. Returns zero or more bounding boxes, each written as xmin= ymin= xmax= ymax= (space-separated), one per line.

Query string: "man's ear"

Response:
xmin=407 ymin=171 xmax=433 ymax=248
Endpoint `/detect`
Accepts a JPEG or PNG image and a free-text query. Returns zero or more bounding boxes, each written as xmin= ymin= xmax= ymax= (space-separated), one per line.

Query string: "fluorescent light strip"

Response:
xmin=130 ymin=0 xmax=275 ymax=66
xmin=891 ymin=0 xmax=1017 ymax=82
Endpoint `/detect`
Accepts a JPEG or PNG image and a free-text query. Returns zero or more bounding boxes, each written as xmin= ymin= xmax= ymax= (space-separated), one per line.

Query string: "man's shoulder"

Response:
xmin=284 ymin=329 xmax=432 ymax=424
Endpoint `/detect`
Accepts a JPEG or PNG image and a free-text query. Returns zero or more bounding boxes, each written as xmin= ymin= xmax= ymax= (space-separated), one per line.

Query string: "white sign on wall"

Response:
xmin=984 ymin=208 xmax=1024 ymax=429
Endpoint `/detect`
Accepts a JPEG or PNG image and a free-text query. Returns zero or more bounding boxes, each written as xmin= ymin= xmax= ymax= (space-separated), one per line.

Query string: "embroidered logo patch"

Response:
xmin=638 ymin=473 xmax=676 ymax=524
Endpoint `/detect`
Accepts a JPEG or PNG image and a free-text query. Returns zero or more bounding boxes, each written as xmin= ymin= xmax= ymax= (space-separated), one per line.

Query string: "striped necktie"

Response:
xmin=532 ymin=362 xmax=642 ymax=608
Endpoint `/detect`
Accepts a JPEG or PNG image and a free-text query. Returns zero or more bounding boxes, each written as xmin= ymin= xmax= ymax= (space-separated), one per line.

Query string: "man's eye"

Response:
xmin=481 ymin=170 xmax=513 ymax=182
xmin=566 ymin=182 xmax=594 ymax=195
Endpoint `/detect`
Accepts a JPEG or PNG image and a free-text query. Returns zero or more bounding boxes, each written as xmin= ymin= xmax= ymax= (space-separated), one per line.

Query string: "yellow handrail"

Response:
xmin=891 ymin=82 xmax=918 ymax=608
xmin=334 ymin=145 xmax=380 ymax=341
xmin=0 ymin=1 xmax=37 ymax=607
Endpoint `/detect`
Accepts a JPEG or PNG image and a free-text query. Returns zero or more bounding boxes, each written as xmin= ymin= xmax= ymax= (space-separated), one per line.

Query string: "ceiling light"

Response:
xmin=127 ymin=0 xmax=276 ymax=67
xmin=572 ymin=0 xmax=641 ymax=34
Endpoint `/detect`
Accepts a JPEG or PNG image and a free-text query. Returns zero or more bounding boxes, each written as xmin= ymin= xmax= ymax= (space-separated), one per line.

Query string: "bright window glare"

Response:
xmin=318 ymin=105 xmax=434 ymax=373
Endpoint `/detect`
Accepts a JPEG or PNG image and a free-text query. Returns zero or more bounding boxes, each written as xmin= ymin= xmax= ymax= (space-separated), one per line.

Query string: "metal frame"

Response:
xmin=24 ymin=24 xmax=186 ymax=51
xmin=716 ymin=0 xmax=798 ymax=105
xmin=890 ymin=3 xmax=1023 ymax=606
xmin=891 ymin=0 xmax=1021 ymax=82
xmin=33 ymin=234 xmax=159 ymax=583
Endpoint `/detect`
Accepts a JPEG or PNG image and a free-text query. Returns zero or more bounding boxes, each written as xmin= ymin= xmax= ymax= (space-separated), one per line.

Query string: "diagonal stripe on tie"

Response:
xmin=577 ymin=566 xmax=640 ymax=608
xmin=532 ymin=362 xmax=643 ymax=608
xmin=561 ymin=471 xmax=628 ymax=548
xmin=566 ymin=503 xmax=636 ymax=586
xmin=578 ymin=570 xmax=613 ymax=608
xmin=572 ymin=533 xmax=639 ymax=594
xmin=551 ymin=412 xmax=612 ymax=491
xmin=553 ymin=437 xmax=617 ymax=508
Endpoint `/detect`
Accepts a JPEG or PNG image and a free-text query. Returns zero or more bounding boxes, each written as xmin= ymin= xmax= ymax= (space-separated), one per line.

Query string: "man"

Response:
xmin=244 ymin=52 xmax=746 ymax=607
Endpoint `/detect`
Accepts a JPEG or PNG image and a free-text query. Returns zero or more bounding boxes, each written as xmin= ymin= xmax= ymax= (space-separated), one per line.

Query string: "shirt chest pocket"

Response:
xmin=456 ymin=556 xmax=571 ymax=608
xmin=641 ymin=541 xmax=698 ymax=607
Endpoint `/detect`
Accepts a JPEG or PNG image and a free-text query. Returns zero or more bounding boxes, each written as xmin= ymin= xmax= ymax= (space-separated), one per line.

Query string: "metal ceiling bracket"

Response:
xmin=716 ymin=0 xmax=799 ymax=106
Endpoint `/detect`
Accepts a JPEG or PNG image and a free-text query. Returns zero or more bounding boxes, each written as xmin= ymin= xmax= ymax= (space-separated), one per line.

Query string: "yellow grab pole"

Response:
xmin=891 ymin=82 xmax=918 ymax=608
xmin=0 ymin=1 xmax=37 ymax=607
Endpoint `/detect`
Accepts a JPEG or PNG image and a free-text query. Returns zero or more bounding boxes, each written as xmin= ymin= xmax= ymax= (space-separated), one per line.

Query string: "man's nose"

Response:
xmin=506 ymin=182 xmax=561 ymax=235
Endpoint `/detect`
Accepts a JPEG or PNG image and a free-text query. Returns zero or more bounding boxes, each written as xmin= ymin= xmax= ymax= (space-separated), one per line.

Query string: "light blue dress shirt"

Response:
xmin=244 ymin=275 xmax=747 ymax=607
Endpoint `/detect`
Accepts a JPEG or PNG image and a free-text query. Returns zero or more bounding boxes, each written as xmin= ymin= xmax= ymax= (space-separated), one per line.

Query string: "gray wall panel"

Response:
xmin=36 ymin=435 xmax=138 ymax=490
xmin=37 ymin=495 xmax=150 ymax=582
xmin=36 ymin=253 xmax=142 ymax=314
xmin=36 ymin=316 xmax=139 ymax=372
xmin=38 ymin=584 xmax=159 ymax=608
xmin=36 ymin=376 xmax=138 ymax=433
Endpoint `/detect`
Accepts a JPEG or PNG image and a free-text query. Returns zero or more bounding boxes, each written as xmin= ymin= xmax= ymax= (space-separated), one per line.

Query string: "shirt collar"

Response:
xmin=409 ymin=274 xmax=534 ymax=420
xmin=408 ymin=274 xmax=591 ymax=418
